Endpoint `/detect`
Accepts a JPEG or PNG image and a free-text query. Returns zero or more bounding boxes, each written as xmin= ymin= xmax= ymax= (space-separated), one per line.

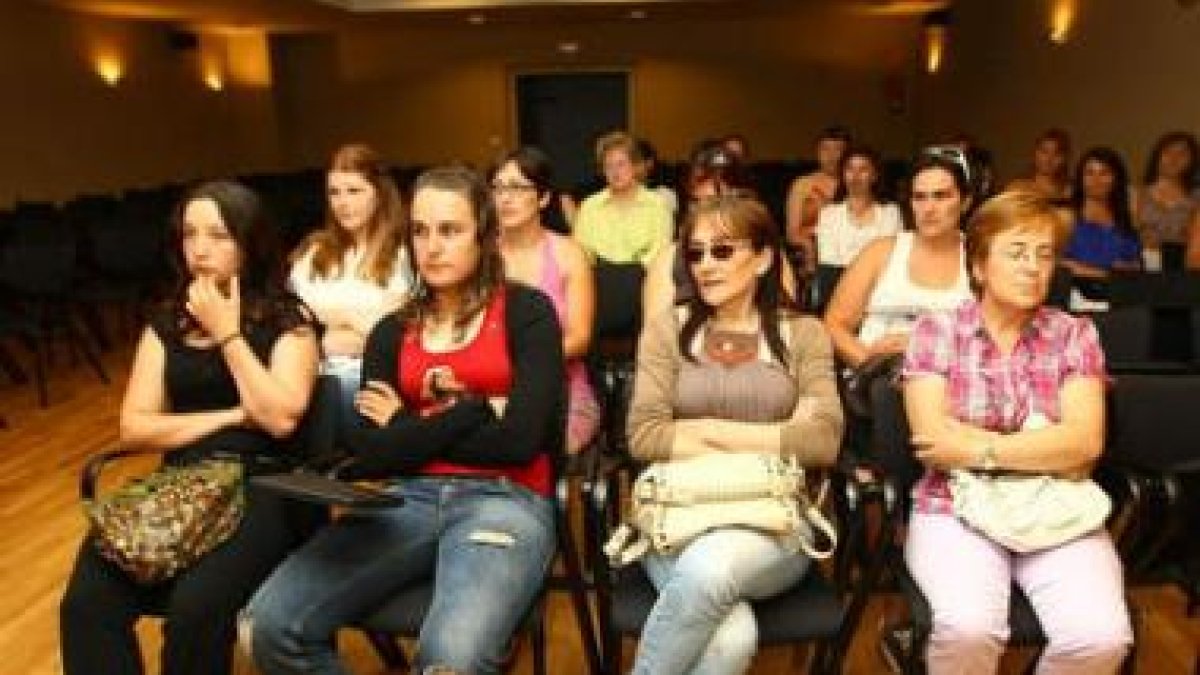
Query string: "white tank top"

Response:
xmin=858 ymin=231 xmax=971 ymax=345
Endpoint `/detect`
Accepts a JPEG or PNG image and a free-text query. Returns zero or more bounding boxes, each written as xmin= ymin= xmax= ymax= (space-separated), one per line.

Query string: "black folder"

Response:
xmin=252 ymin=472 xmax=404 ymax=508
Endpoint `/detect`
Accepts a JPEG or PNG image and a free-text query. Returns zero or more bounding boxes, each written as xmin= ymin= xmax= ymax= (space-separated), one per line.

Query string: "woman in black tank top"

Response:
xmin=59 ymin=180 xmax=319 ymax=675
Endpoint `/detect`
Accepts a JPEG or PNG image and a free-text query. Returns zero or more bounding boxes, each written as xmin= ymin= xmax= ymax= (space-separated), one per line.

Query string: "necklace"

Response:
xmin=702 ymin=325 xmax=759 ymax=366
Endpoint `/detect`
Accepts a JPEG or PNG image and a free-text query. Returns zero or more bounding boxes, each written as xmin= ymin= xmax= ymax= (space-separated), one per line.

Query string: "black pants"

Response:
xmin=60 ymin=483 xmax=321 ymax=675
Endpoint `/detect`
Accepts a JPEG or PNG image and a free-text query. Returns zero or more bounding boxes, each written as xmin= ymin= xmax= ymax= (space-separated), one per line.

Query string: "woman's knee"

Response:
xmin=666 ymin=553 xmax=745 ymax=612
xmin=1043 ymin=607 xmax=1133 ymax=664
xmin=930 ymin=604 xmax=1007 ymax=652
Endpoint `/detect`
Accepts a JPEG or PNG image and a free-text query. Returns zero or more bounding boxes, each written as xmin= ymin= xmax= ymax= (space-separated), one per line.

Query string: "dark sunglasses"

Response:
xmin=683 ymin=241 xmax=746 ymax=265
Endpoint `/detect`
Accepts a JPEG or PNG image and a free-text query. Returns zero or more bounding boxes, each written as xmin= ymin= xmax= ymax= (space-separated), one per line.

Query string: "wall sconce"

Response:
xmin=203 ymin=69 xmax=224 ymax=91
xmin=923 ymin=10 xmax=951 ymax=74
xmin=95 ymin=53 xmax=124 ymax=86
xmin=1049 ymin=0 xmax=1076 ymax=44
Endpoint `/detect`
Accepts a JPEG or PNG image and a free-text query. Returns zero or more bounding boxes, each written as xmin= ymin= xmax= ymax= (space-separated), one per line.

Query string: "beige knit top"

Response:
xmin=627 ymin=308 xmax=844 ymax=464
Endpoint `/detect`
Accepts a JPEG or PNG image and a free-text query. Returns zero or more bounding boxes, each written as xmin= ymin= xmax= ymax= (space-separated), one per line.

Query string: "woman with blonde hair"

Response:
xmin=289 ymin=142 xmax=412 ymax=419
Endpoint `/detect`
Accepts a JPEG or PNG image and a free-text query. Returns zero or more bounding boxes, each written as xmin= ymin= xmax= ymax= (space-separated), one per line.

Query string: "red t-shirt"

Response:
xmin=399 ymin=291 xmax=552 ymax=496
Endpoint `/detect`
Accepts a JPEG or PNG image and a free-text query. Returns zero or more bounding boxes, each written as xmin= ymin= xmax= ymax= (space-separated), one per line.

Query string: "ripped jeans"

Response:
xmin=244 ymin=477 xmax=554 ymax=675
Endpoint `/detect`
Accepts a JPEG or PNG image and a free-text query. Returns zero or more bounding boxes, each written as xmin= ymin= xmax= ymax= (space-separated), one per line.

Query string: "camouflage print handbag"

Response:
xmin=85 ymin=459 xmax=246 ymax=584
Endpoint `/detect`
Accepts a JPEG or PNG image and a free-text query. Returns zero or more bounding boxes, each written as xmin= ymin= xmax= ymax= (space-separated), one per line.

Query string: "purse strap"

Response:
xmin=792 ymin=458 xmax=837 ymax=561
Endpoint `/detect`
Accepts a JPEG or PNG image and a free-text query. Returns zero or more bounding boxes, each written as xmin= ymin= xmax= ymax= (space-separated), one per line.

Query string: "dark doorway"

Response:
xmin=516 ymin=71 xmax=630 ymax=197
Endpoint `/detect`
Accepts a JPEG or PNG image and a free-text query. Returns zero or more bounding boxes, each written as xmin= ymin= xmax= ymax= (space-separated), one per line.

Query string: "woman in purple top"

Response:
xmin=902 ymin=190 xmax=1131 ymax=674
xmin=1062 ymin=147 xmax=1142 ymax=280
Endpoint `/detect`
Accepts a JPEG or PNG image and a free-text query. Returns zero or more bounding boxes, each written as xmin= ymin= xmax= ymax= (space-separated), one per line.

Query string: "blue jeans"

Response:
xmin=632 ymin=528 xmax=811 ymax=675
xmin=245 ymin=477 xmax=555 ymax=675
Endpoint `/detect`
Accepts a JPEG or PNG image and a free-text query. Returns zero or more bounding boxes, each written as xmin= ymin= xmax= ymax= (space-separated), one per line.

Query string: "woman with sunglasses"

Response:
xmin=289 ymin=143 xmax=411 ymax=423
xmin=627 ymin=193 xmax=843 ymax=675
xmin=823 ymin=154 xmax=973 ymax=370
xmin=247 ymin=166 xmax=565 ymax=675
xmin=815 ymin=144 xmax=902 ymax=267
xmin=1062 ymin=147 xmax=1142 ymax=282
xmin=490 ymin=146 xmax=600 ymax=458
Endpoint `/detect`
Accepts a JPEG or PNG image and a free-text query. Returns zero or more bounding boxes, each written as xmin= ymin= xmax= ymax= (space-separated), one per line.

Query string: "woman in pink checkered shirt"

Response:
xmin=901 ymin=190 xmax=1132 ymax=674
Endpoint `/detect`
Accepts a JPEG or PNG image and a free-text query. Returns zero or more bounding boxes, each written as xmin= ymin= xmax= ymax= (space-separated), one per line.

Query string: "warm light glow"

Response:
xmin=223 ymin=32 xmax=271 ymax=87
xmin=925 ymin=24 xmax=947 ymax=73
xmin=1049 ymin=0 xmax=1076 ymax=44
xmin=95 ymin=53 xmax=123 ymax=86
xmin=203 ymin=66 xmax=224 ymax=91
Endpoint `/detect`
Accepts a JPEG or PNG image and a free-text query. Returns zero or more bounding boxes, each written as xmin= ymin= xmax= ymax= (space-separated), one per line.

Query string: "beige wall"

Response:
xmin=917 ymin=0 xmax=1200 ymax=183
xmin=0 ymin=3 xmax=281 ymax=206
xmin=2 ymin=3 xmax=927 ymax=207
xmin=272 ymin=11 xmax=923 ymax=170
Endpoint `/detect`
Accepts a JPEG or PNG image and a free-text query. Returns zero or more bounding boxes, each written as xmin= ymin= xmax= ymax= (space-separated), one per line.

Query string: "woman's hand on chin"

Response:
xmin=187 ymin=275 xmax=241 ymax=341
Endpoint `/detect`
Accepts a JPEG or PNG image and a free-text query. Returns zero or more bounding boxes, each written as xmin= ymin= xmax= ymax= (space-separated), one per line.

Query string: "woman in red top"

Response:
xmin=246 ymin=165 xmax=566 ymax=675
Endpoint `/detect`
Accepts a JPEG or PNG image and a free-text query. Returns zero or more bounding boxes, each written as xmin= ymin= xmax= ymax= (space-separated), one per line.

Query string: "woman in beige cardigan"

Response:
xmin=626 ymin=194 xmax=844 ymax=675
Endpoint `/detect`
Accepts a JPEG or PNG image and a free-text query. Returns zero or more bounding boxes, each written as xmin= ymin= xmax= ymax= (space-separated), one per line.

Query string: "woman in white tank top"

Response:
xmin=824 ymin=155 xmax=974 ymax=368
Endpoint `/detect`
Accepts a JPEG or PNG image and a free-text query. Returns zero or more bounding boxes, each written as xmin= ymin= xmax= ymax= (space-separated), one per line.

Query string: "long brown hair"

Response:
xmin=398 ymin=165 xmax=505 ymax=335
xmin=293 ymin=142 xmax=406 ymax=286
xmin=677 ymin=194 xmax=799 ymax=366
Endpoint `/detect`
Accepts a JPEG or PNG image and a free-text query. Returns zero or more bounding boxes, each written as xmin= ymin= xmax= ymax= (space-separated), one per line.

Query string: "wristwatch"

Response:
xmin=979 ymin=437 xmax=999 ymax=472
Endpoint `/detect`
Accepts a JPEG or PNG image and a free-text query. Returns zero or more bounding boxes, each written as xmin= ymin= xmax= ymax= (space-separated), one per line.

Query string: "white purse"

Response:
xmin=948 ymin=470 xmax=1111 ymax=553
xmin=603 ymin=452 xmax=837 ymax=567
xmin=947 ymin=412 xmax=1111 ymax=553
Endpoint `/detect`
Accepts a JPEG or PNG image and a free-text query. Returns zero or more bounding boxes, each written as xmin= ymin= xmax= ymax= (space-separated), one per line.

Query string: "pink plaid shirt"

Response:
xmin=901 ymin=299 xmax=1107 ymax=514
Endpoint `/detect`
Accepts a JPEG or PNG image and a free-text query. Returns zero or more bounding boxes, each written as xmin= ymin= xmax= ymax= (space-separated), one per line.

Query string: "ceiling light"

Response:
xmin=557 ymin=41 xmax=580 ymax=55
xmin=467 ymin=13 xmax=486 ymax=25
xmin=629 ymin=9 xmax=648 ymax=20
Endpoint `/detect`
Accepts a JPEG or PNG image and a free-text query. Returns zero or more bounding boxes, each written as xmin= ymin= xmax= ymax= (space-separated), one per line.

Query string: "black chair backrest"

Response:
xmin=282 ymin=374 xmax=341 ymax=470
xmin=1161 ymin=242 xmax=1186 ymax=273
xmin=1108 ymin=272 xmax=1200 ymax=308
xmin=868 ymin=381 xmax=923 ymax=496
xmin=1046 ymin=265 xmax=1073 ymax=310
xmin=810 ymin=264 xmax=844 ymax=317
xmin=1107 ymin=372 xmax=1200 ymax=474
xmin=1092 ymin=306 xmax=1155 ymax=366
xmin=592 ymin=260 xmax=645 ymax=342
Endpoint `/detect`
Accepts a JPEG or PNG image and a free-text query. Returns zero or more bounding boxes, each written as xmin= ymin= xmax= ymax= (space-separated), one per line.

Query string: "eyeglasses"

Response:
xmin=683 ymin=240 xmax=747 ymax=265
xmin=490 ymin=181 xmax=538 ymax=195
xmin=922 ymin=144 xmax=973 ymax=185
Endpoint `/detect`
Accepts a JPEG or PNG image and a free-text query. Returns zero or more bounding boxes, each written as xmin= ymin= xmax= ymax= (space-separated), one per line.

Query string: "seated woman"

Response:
xmin=59 ymin=180 xmax=319 ymax=675
xmin=902 ymin=189 xmax=1132 ymax=673
xmin=1006 ymin=128 xmax=1073 ymax=204
xmin=246 ymin=165 xmax=565 ymax=675
xmin=642 ymin=141 xmax=798 ymax=320
xmin=289 ymin=142 xmax=410 ymax=422
xmin=1062 ymin=147 xmax=1142 ymax=281
xmin=1135 ymin=131 xmax=1200 ymax=270
xmin=786 ymin=125 xmax=852 ymax=267
xmin=626 ymin=193 xmax=843 ymax=675
xmin=823 ymin=154 xmax=973 ymax=370
xmin=491 ymin=146 xmax=601 ymax=456
xmin=815 ymin=144 xmax=902 ymax=267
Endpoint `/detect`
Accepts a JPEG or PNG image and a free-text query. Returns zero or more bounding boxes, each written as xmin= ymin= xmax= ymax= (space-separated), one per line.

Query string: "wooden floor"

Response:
xmin=1 ymin=329 xmax=1197 ymax=675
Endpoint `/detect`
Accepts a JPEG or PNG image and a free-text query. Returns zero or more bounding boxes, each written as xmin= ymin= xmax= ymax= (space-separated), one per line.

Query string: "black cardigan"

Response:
xmin=340 ymin=284 xmax=565 ymax=478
